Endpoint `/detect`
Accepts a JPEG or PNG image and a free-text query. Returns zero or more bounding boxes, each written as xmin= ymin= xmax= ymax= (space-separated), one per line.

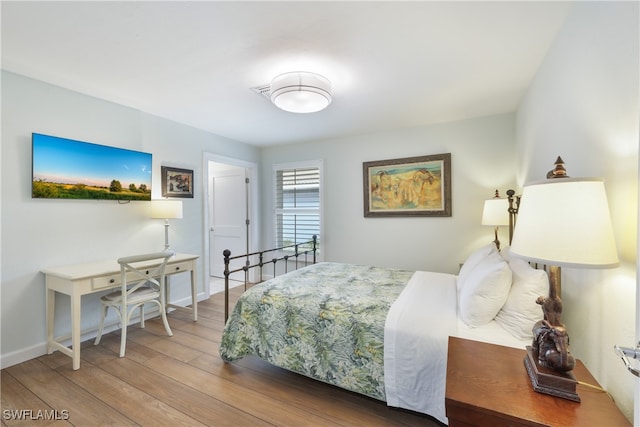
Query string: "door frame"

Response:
xmin=202 ymin=152 xmax=259 ymax=296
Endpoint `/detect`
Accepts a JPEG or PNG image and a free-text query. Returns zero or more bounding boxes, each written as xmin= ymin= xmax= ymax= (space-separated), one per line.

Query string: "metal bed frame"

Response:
xmin=223 ymin=235 xmax=317 ymax=321
xmin=222 ymin=188 xmax=521 ymax=323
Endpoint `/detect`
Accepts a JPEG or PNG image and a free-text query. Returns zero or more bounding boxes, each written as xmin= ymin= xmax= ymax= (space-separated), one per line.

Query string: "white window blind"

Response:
xmin=274 ymin=164 xmax=321 ymax=251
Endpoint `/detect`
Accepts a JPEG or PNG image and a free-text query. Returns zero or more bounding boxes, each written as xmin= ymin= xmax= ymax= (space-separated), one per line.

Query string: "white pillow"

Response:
xmin=458 ymin=251 xmax=512 ymax=327
xmin=457 ymin=243 xmax=498 ymax=294
xmin=495 ymin=257 xmax=548 ymax=340
xmin=499 ymin=245 xmax=511 ymax=262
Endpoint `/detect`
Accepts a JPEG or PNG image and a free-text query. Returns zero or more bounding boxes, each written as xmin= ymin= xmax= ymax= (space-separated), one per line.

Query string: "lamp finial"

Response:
xmin=547 ymin=156 xmax=569 ymax=179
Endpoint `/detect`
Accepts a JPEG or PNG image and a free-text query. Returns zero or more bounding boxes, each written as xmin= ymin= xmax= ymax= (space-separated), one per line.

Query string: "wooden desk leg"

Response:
xmin=46 ymin=287 xmax=55 ymax=355
xmin=164 ymin=263 xmax=197 ymax=321
xmin=191 ymin=268 xmax=198 ymax=322
xmin=70 ymin=292 xmax=82 ymax=370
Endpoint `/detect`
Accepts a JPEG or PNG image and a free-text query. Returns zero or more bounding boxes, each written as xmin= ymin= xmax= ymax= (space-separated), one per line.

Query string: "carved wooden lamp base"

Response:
xmin=524 ymin=346 xmax=580 ymax=402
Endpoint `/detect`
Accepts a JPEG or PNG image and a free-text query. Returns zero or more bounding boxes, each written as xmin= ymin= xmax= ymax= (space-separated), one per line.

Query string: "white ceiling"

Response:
xmin=1 ymin=1 xmax=573 ymax=147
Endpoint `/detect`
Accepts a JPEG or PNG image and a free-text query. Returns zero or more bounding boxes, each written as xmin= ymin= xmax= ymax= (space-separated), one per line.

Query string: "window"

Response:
xmin=274 ymin=161 xmax=322 ymax=253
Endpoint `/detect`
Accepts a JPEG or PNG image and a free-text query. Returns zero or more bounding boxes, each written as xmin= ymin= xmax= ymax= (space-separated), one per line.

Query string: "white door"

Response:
xmin=210 ymin=166 xmax=248 ymax=280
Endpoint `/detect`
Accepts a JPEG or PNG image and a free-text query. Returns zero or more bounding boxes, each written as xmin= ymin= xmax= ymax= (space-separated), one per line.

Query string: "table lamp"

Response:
xmin=481 ymin=190 xmax=510 ymax=250
xmin=151 ymin=199 xmax=183 ymax=250
xmin=510 ymin=158 xmax=619 ymax=402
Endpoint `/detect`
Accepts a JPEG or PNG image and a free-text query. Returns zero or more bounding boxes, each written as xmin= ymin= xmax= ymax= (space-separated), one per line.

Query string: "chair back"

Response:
xmin=117 ymin=250 xmax=175 ymax=300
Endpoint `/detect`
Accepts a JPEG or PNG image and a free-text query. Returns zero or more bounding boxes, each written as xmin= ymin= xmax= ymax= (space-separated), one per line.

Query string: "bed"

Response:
xmin=219 ymin=197 xmax=550 ymax=425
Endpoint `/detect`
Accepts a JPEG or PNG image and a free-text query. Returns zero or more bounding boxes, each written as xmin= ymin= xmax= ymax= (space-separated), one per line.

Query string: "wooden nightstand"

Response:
xmin=445 ymin=337 xmax=630 ymax=427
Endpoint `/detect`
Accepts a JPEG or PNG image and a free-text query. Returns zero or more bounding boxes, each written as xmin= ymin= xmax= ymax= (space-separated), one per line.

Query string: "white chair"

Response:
xmin=94 ymin=250 xmax=175 ymax=357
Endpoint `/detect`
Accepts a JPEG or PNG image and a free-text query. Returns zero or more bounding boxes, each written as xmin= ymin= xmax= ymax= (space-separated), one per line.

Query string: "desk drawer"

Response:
xmin=90 ymin=262 xmax=191 ymax=291
xmin=92 ymin=274 xmax=122 ymax=290
xmin=167 ymin=261 xmax=192 ymax=275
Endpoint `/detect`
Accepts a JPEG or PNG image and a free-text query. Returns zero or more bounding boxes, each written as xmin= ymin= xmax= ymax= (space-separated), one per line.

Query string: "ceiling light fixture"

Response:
xmin=269 ymin=71 xmax=332 ymax=113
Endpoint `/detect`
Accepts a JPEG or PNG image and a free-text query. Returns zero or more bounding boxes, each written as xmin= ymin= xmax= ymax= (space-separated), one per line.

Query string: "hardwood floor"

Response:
xmin=1 ymin=286 xmax=442 ymax=426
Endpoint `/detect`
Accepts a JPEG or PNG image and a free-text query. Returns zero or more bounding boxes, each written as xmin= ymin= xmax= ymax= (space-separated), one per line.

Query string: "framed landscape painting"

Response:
xmin=363 ymin=153 xmax=451 ymax=217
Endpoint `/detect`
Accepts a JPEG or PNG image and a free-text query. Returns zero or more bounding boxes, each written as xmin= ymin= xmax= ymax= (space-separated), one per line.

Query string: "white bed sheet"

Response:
xmin=456 ymin=318 xmax=530 ymax=349
xmin=384 ymin=270 xmax=530 ymax=425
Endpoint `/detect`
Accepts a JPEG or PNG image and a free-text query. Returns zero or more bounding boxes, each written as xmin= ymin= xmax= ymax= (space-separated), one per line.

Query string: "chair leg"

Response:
xmin=139 ymin=305 xmax=145 ymax=328
xmin=158 ymin=301 xmax=173 ymax=337
xmin=119 ymin=324 xmax=127 ymax=358
xmin=94 ymin=304 xmax=108 ymax=345
xmin=119 ymin=307 xmax=136 ymax=358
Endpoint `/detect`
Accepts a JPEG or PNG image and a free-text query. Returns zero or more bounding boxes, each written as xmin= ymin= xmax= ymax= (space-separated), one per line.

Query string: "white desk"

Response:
xmin=42 ymin=253 xmax=199 ymax=370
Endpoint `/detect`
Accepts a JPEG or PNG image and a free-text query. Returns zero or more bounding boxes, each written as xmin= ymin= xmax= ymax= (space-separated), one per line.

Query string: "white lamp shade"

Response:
xmin=151 ymin=200 xmax=183 ymax=219
xmin=481 ymin=198 xmax=509 ymax=226
xmin=270 ymin=71 xmax=332 ymax=113
xmin=510 ymin=178 xmax=619 ymax=268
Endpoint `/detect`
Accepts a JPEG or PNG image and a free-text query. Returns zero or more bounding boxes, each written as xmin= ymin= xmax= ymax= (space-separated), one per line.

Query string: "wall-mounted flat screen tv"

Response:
xmin=32 ymin=133 xmax=152 ymax=201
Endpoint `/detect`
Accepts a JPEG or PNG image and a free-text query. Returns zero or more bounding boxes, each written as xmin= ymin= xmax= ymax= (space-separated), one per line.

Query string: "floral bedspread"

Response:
xmin=219 ymin=262 xmax=414 ymax=400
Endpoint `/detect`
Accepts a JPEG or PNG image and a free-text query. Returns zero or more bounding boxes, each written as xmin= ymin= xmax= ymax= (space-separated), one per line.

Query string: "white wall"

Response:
xmin=2 ymin=1 xmax=637 ymax=420
xmin=0 ymin=71 xmax=260 ymax=367
xmin=515 ymin=2 xmax=638 ymax=421
xmin=260 ymin=113 xmax=517 ymax=274
xmin=259 ymin=2 xmax=639 ymax=421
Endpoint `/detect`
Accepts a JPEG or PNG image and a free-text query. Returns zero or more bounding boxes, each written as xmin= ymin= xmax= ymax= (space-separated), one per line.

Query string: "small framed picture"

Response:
xmin=161 ymin=166 xmax=194 ymax=198
xmin=363 ymin=153 xmax=452 ymax=217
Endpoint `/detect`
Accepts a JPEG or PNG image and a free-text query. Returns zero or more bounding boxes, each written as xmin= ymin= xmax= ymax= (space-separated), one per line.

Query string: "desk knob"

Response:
xmin=109 ymin=278 xmax=115 ymax=284
xmin=175 ymin=266 xmax=180 ymax=271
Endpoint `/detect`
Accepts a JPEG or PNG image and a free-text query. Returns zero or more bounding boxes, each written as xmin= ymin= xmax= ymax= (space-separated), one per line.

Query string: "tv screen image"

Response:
xmin=32 ymin=133 xmax=152 ymax=201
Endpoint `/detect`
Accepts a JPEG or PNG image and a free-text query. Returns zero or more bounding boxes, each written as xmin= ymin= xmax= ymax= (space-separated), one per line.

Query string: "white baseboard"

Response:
xmin=210 ymin=279 xmax=245 ymax=294
xmin=1 ymin=343 xmax=47 ymax=370
xmin=0 ymin=293 xmax=207 ymax=369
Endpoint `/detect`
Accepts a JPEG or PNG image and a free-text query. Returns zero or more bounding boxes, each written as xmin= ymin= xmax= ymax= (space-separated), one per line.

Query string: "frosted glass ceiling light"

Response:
xmin=270 ymin=71 xmax=332 ymax=113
